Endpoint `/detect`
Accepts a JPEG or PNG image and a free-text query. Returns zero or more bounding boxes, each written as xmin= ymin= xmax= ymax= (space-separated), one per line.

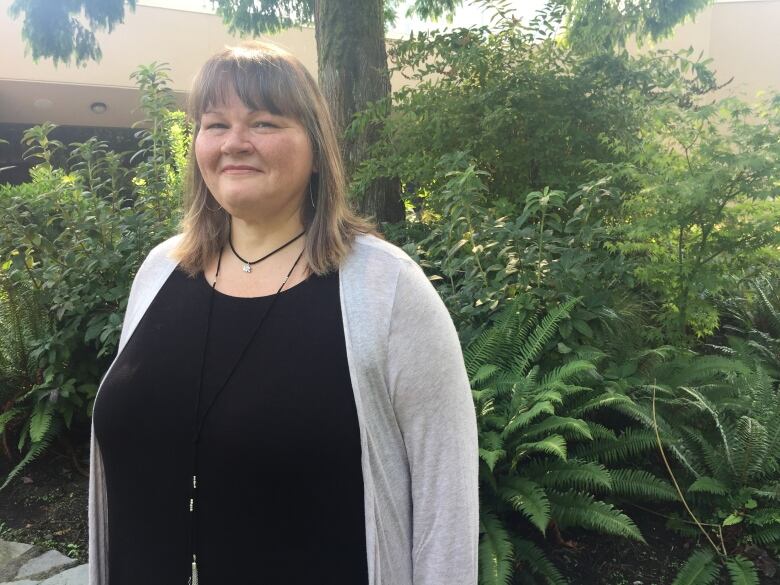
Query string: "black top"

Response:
xmin=93 ymin=266 xmax=367 ymax=585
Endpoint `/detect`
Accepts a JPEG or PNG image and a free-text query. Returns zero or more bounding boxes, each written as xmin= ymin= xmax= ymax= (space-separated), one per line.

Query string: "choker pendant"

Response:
xmin=242 ymin=263 xmax=252 ymax=273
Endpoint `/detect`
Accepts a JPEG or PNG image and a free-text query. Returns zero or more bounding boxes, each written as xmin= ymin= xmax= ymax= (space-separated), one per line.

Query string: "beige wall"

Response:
xmin=0 ymin=1 xmax=319 ymax=127
xmin=634 ymin=0 xmax=780 ymax=101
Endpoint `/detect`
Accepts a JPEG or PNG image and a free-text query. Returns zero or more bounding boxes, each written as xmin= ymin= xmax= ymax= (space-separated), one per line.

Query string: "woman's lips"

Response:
xmin=221 ymin=165 xmax=260 ymax=173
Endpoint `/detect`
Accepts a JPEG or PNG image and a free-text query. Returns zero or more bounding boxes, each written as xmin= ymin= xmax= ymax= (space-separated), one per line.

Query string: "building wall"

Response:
xmin=0 ymin=1 xmax=324 ymax=128
xmin=634 ymin=0 xmax=780 ymax=101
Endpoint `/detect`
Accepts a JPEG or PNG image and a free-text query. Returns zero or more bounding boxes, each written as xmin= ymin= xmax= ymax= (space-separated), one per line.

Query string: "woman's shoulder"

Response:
xmin=349 ymin=232 xmax=417 ymax=269
xmin=145 ymin=234 xmax=184 ymax=266
xmin=130 ymin=234 xmax=184 ymax=292
xmin=347 ymin=232 xmax=439 ymax=298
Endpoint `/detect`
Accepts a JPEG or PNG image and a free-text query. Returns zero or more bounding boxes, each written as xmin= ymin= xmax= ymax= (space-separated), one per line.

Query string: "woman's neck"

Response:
xmin=229 ymin=213 xmax=306 ymax=261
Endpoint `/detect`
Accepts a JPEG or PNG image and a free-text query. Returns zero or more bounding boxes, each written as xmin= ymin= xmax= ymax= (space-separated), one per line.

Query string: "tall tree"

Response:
xmin=9 ymin=0 xmax=713 ymax=223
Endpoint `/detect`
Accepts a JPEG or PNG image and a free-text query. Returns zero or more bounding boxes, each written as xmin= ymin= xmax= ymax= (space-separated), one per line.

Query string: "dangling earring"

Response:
xmin=309 ymin=181 xmax=316 ymax=209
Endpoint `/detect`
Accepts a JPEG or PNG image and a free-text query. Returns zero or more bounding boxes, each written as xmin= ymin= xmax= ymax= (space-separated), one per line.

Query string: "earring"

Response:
xmin=309 ymin=181 xmax=316 ymax=209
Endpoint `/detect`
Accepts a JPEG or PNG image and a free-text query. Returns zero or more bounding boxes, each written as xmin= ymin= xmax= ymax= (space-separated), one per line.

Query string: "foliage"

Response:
xmin=469 ymin=296 xmax=677 ymax=584
xmin=0 ymin=63 xmax=188 ymax=489
xmin=599 ymin=94 xmax=780 ymax=340
xmin=385 ymin=151 xmax=638 ymax=356
xmin=601 ymin=347 xmax=780 ymax=582
xmin=8 ymin=0 xmax=136 ymax=66
xmin=716 ymin=277 xmax=780 ymax=378
xmin=550 ymin=0 xmax=714 ymax=53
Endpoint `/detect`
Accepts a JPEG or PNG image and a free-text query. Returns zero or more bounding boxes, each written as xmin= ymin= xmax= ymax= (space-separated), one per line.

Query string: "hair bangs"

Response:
xmin=189 ymin=52 xmax=305 ymax=123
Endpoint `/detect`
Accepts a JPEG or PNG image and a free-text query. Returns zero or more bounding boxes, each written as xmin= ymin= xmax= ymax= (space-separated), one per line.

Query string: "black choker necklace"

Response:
xmin=228 ymin=230 xmax=306 ymax=273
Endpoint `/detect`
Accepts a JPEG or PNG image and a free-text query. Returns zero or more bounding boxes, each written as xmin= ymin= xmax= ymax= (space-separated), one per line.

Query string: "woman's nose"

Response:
xmin=220 ymin=126 xmax=253 ymax=154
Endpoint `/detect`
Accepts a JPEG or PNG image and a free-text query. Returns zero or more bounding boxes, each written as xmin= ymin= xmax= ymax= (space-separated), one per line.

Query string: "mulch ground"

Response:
xmin=0 ymin=438 xmax=89 ymax=563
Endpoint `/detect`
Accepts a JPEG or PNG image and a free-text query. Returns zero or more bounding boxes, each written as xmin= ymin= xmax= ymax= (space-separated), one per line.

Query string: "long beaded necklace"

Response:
xmin=188 ymin=233 xmax=306 ymax=585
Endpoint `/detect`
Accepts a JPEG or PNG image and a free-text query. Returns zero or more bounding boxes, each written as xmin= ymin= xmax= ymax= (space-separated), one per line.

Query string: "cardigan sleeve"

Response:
xmin=387 ymin=258 xmax=480 ymax=585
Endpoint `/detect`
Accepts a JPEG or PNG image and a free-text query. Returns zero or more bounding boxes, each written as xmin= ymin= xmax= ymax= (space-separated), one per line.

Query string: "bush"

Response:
xmin=0 ymin=63 xmax=189 ymax=488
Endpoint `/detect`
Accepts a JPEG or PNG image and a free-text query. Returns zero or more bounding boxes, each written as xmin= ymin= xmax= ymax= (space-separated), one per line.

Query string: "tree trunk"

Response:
xmin=314 ymin=0 xmax=404 ymax=226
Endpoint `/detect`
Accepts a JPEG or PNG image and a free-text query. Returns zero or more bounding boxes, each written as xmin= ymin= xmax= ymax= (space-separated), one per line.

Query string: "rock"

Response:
xmin=0 ymin=541 xmax=36 ymax=569
xmin=0 ymin=541 xmax=42 ymax=582
xmin=15 ymin=551 xmax=77 ymax=581
xmin=39 ymin=564 xmax=88 ymax=585
xmin=0 ymin=580 xmax=39 ymax=585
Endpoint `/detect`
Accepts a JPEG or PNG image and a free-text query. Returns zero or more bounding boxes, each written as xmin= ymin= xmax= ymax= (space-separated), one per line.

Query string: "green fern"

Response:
xmin=607 ymin=468 xmax=678 ymax=502
xmin=546 ymin=490 xmax=644 ymax=541
xmin=499 ymin=476 xmax=550 ymax=533
xmin=468 ymin=297 xmax=660 ymax=584
xmin=512 ymin=538 xmax=567 ymax=585
xmin=0 ymin=418 xmax=59 ymax=491
xmin=672 ymin=549 xmax=719 ymax=585
xmin=687 ymin=476 xmax=729 ymax=496
xmin=724 ymin=556 xmax=758 ymax=585
xmin=478 ymin=509 xmax=514 ymax=585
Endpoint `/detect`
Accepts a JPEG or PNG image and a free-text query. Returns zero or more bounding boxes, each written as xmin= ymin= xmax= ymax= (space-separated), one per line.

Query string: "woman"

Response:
xmin=88 ymin=41 xmax=478 ymax=585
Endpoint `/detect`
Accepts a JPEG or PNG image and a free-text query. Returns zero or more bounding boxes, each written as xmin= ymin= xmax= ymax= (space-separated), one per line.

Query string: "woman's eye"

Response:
xmin=253 ymin=121 xmax=275 ymax=128
xmin=205 ymin=123 xmax=226 ymax=130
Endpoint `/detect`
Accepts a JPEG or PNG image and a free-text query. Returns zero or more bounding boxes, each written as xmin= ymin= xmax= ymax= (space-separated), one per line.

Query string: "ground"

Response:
xmin=0 ymin=448 xmax=776 ymax=584
xmin=0 ymin=442 xmax=89 ymax=564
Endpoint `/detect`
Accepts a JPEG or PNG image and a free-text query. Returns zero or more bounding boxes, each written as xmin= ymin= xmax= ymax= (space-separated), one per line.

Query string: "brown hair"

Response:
xmin=173 ymin=41 xmax=380 ymax=276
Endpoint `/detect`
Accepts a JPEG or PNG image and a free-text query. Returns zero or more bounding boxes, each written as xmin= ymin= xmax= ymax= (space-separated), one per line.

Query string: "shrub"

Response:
xmin=0 ymin=63 xmax=189 ymax=488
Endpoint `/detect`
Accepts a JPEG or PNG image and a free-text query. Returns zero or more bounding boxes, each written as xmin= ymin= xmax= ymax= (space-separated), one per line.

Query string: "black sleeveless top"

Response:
xmin=93 ymin=266 xmax=368 ymax=585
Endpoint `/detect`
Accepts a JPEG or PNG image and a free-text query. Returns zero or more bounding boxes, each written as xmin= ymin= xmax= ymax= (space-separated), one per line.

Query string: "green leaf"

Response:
xmin=480 ymin=448 xmax=506 ymax=472
xmin=548 ymin=491 xmax=644 ymax=541
xmin=478 ymin=510 xmax=514 ymax=585
xmin=671 ymin=549 xmax=718 ymax=585
xmin=722 ymin=514 xmax=743 ymax=526
xmin=29 ymin=403 xmax=53 ymax=443
xmin=687 ymin=477 xmax=728 ymax=496
xmin=499 ymin=477 xmax=550 ymax=534
xmin=725 ymin=556 xmax=758 ymax=585
xmin=515 ymin=435 xmax=568 ymax=462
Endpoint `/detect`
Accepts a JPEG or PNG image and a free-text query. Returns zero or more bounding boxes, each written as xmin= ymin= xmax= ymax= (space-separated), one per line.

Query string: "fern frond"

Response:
xmin=525 ymin=458 xmax=612 ymax=492
xmin=472 ymin=364 xmax=501 ymax=388
xmin=503 ymin=401 xmax=555 ymax=439
xmin=569 ymin=393 xmax=635 ymax=416
xmin=512 ymin=538 xmax=567 ymax=585
xmin=523 ymin=416 xmax=593 ymax=442
xmin=537 ymin=360 xmax=597 ymax=391
xmin=687 ymin=476 xmax=729 ymax=496
xmin=29 ymin=400 xmax=55 ymax=443
xmin=731 ymin=416 xmax=769 ymax=485
xmin=513 ymin=435 xmax=567 ymax=464
xmin=752 ymin=524 xmax=780 ymax=546
xmin=547 ymin=490 xmax=644 ymax=541
xmin=574 ymin=428 xmax=658 ymax=465
xmin=480 ymin=447 xmax=507 ymax=472
xmin=725 ymin=556 xmax=758 ymax=585
xmin=754 ymin=278 xmax=780 ymax=333
xmin=1 ymin=420 xmax=59 ymax=491
xmin=498 ymin=477 xmax=550 ymax=534
xmin=507 ymin=298 xmax=578 ymax=377
xmin=608 ymin=469 xmax=678 ymax=501
xmin=478 ymin=509 xmax=514 ymax=585
xmin=0 ymin=407 xmax=23 ymax=434
xmin=671 ymin=549 xmax=718 ymax=585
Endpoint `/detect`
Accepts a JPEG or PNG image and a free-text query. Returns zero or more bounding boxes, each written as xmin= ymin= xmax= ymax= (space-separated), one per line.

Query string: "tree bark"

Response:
xmin=314 ymin=0 xmax=404 ymax=225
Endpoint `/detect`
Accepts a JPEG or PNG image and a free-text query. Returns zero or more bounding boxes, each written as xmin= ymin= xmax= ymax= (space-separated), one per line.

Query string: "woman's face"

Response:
xmin=195 ymin=88 xmax=315 ymax=222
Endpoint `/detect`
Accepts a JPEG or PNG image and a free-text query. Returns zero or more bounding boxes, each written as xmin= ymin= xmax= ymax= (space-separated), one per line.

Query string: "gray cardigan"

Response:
xmin=88 ymin=232 xmax=479 ymax=585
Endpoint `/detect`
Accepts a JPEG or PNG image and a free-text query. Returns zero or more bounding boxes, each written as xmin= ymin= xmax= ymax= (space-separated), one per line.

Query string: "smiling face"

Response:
xmin=194 ymin=87 xmax=315 ymax=223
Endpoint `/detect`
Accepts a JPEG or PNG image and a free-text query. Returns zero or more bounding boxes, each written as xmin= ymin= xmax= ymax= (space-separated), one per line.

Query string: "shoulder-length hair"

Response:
xmin=173 ymin=41 xmax=380 ymax=276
